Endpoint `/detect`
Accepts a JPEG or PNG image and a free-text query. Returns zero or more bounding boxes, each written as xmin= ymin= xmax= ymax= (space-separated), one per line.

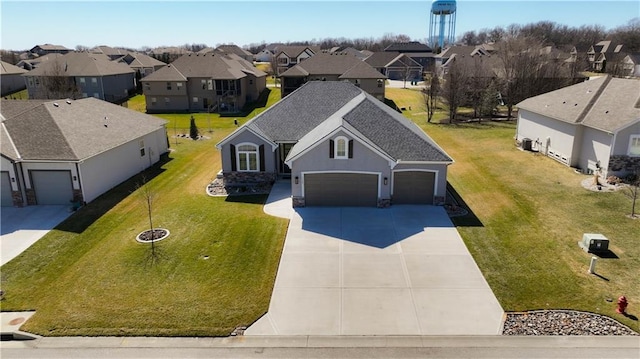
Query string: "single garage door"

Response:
xmin=393 ymin=171 xmax=435 ymax=204
xmin=1 ymin=171 xmax=13 ymax=207
xmin=31 ymin=170 xmax=73 ymax=205
xmin=304 ymin=173 xmax=378 ymax=207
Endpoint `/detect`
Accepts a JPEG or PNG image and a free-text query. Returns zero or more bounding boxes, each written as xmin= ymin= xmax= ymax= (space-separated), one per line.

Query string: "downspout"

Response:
xmin=75 ymin=161 xmax=86 ymax=204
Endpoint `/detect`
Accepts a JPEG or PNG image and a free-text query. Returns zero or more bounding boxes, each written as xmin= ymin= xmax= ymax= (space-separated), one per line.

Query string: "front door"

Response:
xmin=279 ymin=143 xmax=294 ymax=175
xmin=203 ymin=97 xmax=209 ymax=110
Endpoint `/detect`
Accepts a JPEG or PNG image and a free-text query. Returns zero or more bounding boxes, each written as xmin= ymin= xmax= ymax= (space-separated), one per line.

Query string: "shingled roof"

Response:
xmin=25 ymin=52 xmax=134 ymax=77
xmin=143 ymin=53 xmax=265 ymax=81
xmin=1 ymin=98 xmax=167 ymax=161
xmin=0 ymin=60 xmax=27 ymax=75
xmin=280 ymin=52 xmax=385 ymax=79
xmin=516 ymin=76 xmax=640 ymax=133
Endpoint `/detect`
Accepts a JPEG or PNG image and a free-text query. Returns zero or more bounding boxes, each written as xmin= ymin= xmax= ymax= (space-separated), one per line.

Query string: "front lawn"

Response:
xmin=387 ymin=87 xmax=639 ymax=332
xmin=0 ymin=94 xmax=288 ymax=336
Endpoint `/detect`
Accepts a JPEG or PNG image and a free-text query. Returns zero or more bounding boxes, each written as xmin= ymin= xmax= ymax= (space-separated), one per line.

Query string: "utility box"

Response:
xmin=580 ymin=233 xmax=609 ymax=252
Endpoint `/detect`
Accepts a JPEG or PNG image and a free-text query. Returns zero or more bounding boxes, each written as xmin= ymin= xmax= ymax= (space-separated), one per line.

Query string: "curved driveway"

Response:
xmin=248 ymin=181 xmax=504 ymax=336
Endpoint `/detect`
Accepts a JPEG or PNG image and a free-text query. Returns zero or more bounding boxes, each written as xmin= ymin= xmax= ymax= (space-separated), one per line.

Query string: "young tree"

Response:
xmin=137 ymin=176 xmax=158 ymax=259
xmin=622 ymin=171 xmax=640 ymax=218
xmin=189 ymin=115 xmax=199 ymax=140
xmin=423 ymin=74 xmax=440 ymax=123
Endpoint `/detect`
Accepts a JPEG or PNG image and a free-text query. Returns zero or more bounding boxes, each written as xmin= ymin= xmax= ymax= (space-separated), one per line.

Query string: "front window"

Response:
xmin=91 ymin=77 xmax=97 ymax=86
xmin=237 ymin=143 xmax=259 ymax=171
xmin=334 ymin=136 xmax=348 ymax=159
xmin=629 ymin=135 xmax=640 ymax=157
xmin=166 ymin=82 xmax=172 ymax=90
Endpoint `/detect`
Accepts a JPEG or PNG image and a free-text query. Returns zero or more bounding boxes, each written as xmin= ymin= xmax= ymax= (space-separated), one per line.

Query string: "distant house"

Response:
xmin=211 ymin=45 xmax=254 ymax=62
xmin=1 ymin=61 xmax=27 ymax=96
xmin=0 ymin=98 xmax=168 ymax=207
xmin=16 ymin=53 xmax=63 ymax=71
xmin=91 ymin=45 xmax=129 ymax=60
xmin=435 ymin=45 xmax=494 ymax=76
xmin=141 ymin=52 xmax=267 ymax=113
xmin=115 ymin=52 xmax=166 ymax=77
xmin=384 ymin=42 xmax=434 ymax=73
xmin=254 ymin=43 xmax=283 ymax=62
xmin=29 ymin=44 xmax=72 ymax=56
xmin=216 ymin=81 xmax=452 ymax=207
xmin=279 ymin=52 xmax=386 ymax=100
xmin=587 ymin=40 xmax=631 ymax=75
xmin=330 ymin=47 xmax=371 ymax=61
xmin=274 ymin=46 xmax=321 ymax=76
xmin=364 ymin=52 xmax=423 ymax=81
xmin=23 ymin=52 xmax=135 ymax=103
xmin=516 ymin=76 xmax=640 ymax=177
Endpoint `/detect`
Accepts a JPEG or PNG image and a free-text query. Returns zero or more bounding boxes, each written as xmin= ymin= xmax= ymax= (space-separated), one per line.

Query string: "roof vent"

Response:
xmin=66 ymin=99 xmax=72 ymax=104
xmin=605 ymin=110 xmax=609 ymax=114
xmin=53 ymin=103 xmax=59 ymax=107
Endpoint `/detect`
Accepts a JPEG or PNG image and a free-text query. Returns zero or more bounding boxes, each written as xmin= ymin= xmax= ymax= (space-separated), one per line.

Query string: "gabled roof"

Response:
xmin=516 ymin=76 xmax=640 ymax=133
xmin=91 ymin=45 xmax=128 ymax=57
xmin=276 ymin=46 xmax=321 ymax=58
xmin=0 ymin=98 xmax=168 ymax=161
xmin=117 ymin=52 xmax=166 ymax=67
xmin=143 ymin=53 xmax=265 ymax=81
xmin=0 ymin=60 xmax=27 ymax=75
xmin=218 ymin=82 xmax=452 ymax=164
xmin=16 ymin=53 xmax=62 ymax=69
xmin=384 ymin=42 xmax=432 ymax=53
xmin=364 ymin=52 xmax=421 ymax=68
xmin=213 ymin=45 xmax=253 ymax=58
xmin=31 ymin=44 xmax=71 ymax=52
xmin=24 ymin=52 xmax=134 ymax=77
xmin=280 ymin=52 xmax=385 ymax=79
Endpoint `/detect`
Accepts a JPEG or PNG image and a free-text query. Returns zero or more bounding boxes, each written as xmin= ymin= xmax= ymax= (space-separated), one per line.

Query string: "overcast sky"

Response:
xmin=1 ymin=0 xmax=637 ymax=50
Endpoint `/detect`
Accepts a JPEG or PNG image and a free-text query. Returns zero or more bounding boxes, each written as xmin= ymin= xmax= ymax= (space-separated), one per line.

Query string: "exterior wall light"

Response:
xmin=295 ymin=176 xmax=299 ymax=184
xmin=384 ymin=177 xmax=388 ymax=185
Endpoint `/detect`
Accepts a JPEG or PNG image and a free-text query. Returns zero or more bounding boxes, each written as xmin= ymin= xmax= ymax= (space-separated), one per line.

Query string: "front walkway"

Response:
xmin=250 ymin=184 xmax=504 ymax=335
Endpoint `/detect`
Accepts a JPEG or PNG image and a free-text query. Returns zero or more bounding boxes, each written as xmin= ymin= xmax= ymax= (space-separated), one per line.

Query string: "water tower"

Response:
xmin=429 ymin=0 xmax=457 ymax=50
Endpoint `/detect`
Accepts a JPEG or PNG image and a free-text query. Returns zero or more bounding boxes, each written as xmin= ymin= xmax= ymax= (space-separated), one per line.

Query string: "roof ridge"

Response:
xmin=1 ymin=120 xmax=22 ymax=160
xmin=42 ymin=102 xmax=81 ymax=159
xmin=576 ymin=75 xmax=612 ymax=123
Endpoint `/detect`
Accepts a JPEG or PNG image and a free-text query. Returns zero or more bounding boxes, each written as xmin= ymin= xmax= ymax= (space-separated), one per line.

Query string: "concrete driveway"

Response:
xmin=1 ymin=205 xmax=71 ymax=266
xmin=246 ymin=182 xmax=504 ymax=336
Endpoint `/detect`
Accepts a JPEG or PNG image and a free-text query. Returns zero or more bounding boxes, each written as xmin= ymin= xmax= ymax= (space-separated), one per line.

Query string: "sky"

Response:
xmin=1 ymin=0 xmax=638 ymax=51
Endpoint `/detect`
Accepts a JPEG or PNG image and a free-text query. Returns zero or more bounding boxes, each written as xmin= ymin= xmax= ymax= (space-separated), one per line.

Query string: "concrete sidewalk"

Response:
xmin=1 ymin=205 xmax=71 ymax=266
xmin=252 ymin=195 xmax=504 ymax=336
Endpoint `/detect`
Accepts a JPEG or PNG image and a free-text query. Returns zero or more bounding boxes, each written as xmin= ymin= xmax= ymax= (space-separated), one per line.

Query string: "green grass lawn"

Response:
xmin=0 ymin=92 xmax=288 ymax=337
xmin=3 ymin=89 xmax=28 ymax=99
xmin=387 ymin=88 xmax=639 ymax=332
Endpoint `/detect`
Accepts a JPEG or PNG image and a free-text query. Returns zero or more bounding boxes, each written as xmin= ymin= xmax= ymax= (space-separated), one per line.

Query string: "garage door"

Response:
xmin=304 ymin=173 xmax=378 ymax=207
xmin=31 ymin=170 xmax=73 ymax=205
xmin=1 ymin=171 xmax=13 ymax=207
xmin=393 ymin=171 xmax=435 ymax=204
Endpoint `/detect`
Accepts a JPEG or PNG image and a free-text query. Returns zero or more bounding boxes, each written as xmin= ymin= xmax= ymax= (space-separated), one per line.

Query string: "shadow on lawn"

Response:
xmin=224 ymin=194 xmax=268 ymax=205
xmin=447 ymin=182 xmax=484 ymax=227
xmin=220 ymin=88 xmax=271 ymax=118
xmin=55 ymin=154 xmax=172 ymax=234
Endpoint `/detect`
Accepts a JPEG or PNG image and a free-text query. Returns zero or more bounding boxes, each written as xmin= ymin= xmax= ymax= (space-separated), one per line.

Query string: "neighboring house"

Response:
xmin=0 ymin=98 xmax=168 ymax=207
xmin=330 ymin=47 xmax=372 ymax=61
xmin=16 ymin=53 xmax=63 ymax=71
xmin=364 ymin=52 xmax=423 ymax=81
xmin=588 ymin=40 xmax=627 ymax=73
xmin=279 ymin=52 xmax=387 ymax=100
xmin=91 ymin=45 xmax=129 ymax=60
xmin=435 ymin=45 xmax=493 ymax=76
xmin=23 ymin=52 xmax=135 ymax=103
xmin=1 ymin=61 xmax=27 ymax=96
xmin=216 ymin=81 xmax=453 ymax=207
xmin=384 ymin=42 xmax=435 ymax=73
xmin=29 ymin=44 xmax=72 ymax=56
xmin=211 ymin=45 xmax=254 ymax=62
xmin=254 ymin=43 xmax=283 ymax=62
xmin=142 ymin=52 xmax=267 ymax=113
xmin=629 ymin=54 xmax=640 ymax=77
xmin=115 ymin=52 xmax=166 ymax=77
xmin=274 ymin=46 xmax=321 ymax=75
xmin=516 ymin=76 xmax=640 ymax=177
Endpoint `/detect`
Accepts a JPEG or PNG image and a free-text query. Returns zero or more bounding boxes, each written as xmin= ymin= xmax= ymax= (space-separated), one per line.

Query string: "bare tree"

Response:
xmin=423 ymin=74 xmax=440 ymax=123
xmin=36 ymin=61 xmax=81 ymax=99
xmin=440 ymin=58 xmax=468 ymax=122
xmin=466 ymin=55 xmax=493 ymax=120
xmin=137 ymin=176 xmax=158 ymax=259
xmin=622 ymin=171 xmax=640 ymax=218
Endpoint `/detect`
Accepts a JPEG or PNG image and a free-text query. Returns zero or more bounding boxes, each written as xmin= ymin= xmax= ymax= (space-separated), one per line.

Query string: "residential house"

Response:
xmin=253 ymin=43 xmax=284 ymax=62
xmin=216 ymin=81 xmax=453 ymax=207
xmin=23 ymin=52 xmax=135 ymax=103
xmin=211 ymin=45 xmax=254 ymax=62
xmin=435 ymin=45 xmax=493 ymax=76
xmin=274 ymin=45 xmax=321 ymax=75
xmin=16 ymin=53 xmax=63 ymax=71
xmin=1 ymin=98 xmax=168 ymax=207
xmin=364 ymin=52 xmax=423 ymax=81
xmin=279 ymin=52 xmax=387 ymax=100
xmin=1 ymin=61 xmax=27 ymax=96
xmin=330 ymin=47 xmax=372 ymax=61
xmin=142 ymin=52 xmax=266 ymax=113
xmin=29 ymin=44 xmax=72 ymax=56
xmin=384 ymin=42 xmax=435 ymax=73
xmin=91 ymin=45 xmax=129 ymax=60
xmin=516 ymin=76 xmax=640 ymax=177
xmin=588 ymin=40 xmax=627 ymax=73
xmin=115 ymin=52 xmax=166 ymax=77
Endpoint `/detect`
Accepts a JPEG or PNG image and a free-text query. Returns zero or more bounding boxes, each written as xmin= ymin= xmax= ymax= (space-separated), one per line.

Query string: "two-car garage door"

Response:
xmin=304 ymin=173 xmax=378 ymax=207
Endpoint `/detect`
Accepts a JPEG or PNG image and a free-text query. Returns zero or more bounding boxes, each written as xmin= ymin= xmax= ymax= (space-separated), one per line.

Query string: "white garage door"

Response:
xmin=31 ymin=170 xmax=74 ymax=205
xmin=304 ymin=173 xmax=378 ymax=207
xmin=1 ymin=171 xmax=13 ymax=207
xmin=393 ymin=171 xmax=435 ymax=205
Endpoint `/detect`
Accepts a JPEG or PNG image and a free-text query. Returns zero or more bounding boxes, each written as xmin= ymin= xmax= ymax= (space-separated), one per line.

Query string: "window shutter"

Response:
xmin=329 ymin=139 xmax=334 ymax=158
xmin=230 ymin=144 xmax=237 ymax=171
xmin=348 ymin=140 xmax=354 ymax=159
xmin=259 ymin=144 xmax=265 ymax=171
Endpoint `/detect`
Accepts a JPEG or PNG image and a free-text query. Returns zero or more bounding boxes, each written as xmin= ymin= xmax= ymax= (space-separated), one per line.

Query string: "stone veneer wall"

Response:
xmin=72 ymin=189 xmax=84 ymax=204
xmin=222 ymin=171 xmax=276 ymax=184
xmin=26 ymin=189 xmax=36 ymax=205
xmin=292 ymin=196 xmax=305 ymax=208
xmin=11 ymin=191 xmax=24 ymax=207
xmin=609 ymin=155 xmax=640 ymax=174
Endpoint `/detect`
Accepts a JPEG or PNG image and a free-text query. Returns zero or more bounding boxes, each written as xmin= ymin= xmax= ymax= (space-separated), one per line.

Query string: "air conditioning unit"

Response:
xmin=579 ymin=233 xmax=609 ymax=252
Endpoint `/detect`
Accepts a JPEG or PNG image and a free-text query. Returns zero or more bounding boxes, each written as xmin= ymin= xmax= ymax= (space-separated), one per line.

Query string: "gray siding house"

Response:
xmin=280 ymin=52 xmax=387 ymax=100
xmin=217 ymin=81 xmax=453 ymax=207
xmin=142 ymin=53 xmax=266 ymax=113
xmin=1 ymin=98 xmax=168 ymax=207
xmin=23 ymin=52 xmax=135 ymax=103
xmin=1 ymin=61 xmax=27 ymax=96
xmin=364 ymin=52 xmax=423 ymax=81
xmin=516 ymin=76 xmax=640 ymax=177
